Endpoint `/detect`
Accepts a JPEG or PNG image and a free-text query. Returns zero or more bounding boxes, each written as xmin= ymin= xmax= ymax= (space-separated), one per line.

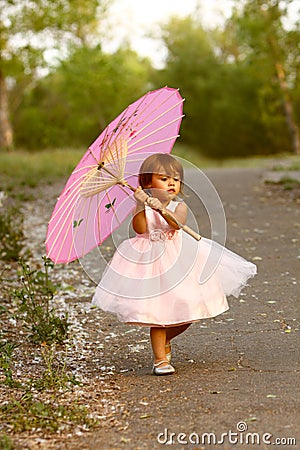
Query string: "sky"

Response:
xmin=103 ymin=0 xmax=236 ymax=66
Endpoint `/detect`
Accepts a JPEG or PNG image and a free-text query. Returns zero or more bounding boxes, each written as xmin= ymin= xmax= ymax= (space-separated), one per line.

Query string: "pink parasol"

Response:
xmin=46 ymin=87 xmax=199 ymax=264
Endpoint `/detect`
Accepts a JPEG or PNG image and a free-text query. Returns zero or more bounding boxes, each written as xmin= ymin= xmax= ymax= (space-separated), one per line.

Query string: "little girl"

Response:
xmin=92 ymin=153 xmax=257 ymax=375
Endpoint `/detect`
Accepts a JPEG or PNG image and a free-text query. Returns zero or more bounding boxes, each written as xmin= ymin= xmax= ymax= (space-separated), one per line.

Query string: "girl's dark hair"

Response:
xmin=138 ymin=153 xmax=184 ymax=192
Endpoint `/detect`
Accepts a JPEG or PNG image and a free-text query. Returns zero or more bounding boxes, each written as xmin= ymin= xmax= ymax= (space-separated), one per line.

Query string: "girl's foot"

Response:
xmin=165 ymin=343 xmax=172 ymax=363
xmin=153 ymin=360 xmax=175 ymax=376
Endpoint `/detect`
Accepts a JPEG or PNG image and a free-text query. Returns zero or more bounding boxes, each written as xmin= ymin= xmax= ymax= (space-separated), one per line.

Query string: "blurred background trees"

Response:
xmin=0 ymin=0 xmax=109 ymax=149
xmin=1 ymin=0 xmax=299 ymax=158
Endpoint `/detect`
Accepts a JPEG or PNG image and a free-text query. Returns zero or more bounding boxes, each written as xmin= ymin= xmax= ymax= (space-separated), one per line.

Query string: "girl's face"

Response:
xmin=148 ymin=172 xmax=181 ymax=202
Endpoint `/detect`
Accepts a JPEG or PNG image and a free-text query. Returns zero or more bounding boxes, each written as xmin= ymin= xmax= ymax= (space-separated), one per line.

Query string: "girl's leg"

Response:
xmin=150 ymin=327 xmax=168 ymax=366
xmin=150 ymin=324 xmax=191 ymax=368
xmin=166 ymin=324 xmax=191 ymax=344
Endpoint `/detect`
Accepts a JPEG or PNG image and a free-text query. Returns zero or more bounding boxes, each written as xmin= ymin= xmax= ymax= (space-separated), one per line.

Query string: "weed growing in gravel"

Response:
xmin=0 ymin=434 xmax=14 ymax=450
xmin=0 ymin=206 xmax=26 ymax=262
xmin=265 ymin=177 xmax=300 ymax=191
xmin=0 ymin=341 xmax=21 ymax=388
xmin=29 ymin=344 xmax=80 ymax=391
xmin=276 ymin=177 xmax=300 ymax=191
xmin=13 ymin=257 xmax=69 ymax=345
xmin=0 ymin=392 xmax=97 ymax=433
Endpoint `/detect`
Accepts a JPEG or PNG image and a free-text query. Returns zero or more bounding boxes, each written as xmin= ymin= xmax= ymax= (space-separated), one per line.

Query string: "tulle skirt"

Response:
xmin=92 ymin=230 xmax=257 ymax=327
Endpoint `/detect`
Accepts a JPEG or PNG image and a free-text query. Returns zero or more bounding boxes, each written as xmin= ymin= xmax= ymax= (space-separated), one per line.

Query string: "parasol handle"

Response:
xmin=130 ymin=183 xmax=201 ymax=241
xmin=159 ymin=208 xmax=201 ymax=241
xmin=122 ymin=182 xmax=201 ymax=241
xmin=181 ymin=224 xmax=202 ymax=241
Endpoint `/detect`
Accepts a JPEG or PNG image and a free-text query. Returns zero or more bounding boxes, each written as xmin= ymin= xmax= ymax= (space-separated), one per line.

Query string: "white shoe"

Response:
xmin=153 ymin=360 xmax=175 ymax=376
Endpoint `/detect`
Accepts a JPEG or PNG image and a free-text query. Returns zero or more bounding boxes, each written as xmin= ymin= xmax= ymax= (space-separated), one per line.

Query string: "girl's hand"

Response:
xmin=145 ymin=196 xmax=163 ymax=211
xmin=134 ymin=187 xmax=148 ymax=205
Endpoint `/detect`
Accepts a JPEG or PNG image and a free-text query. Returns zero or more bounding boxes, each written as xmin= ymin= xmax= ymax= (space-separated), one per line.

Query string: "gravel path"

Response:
xmin=22 ymin=167 xmax=300 ymax=450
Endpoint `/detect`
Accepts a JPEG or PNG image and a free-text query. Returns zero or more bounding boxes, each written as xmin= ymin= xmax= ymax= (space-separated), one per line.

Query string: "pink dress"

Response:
xmin=92 ymin=201 xmax=257 ymax=327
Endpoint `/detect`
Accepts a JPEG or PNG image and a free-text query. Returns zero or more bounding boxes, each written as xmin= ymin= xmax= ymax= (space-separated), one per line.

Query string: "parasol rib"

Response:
xmin=127 ymin=117 xmax=184 ymax=154
xmin=127 ymin=101 xmax=185 ymax=147
xmin=127 ymin=135 xmax=181 ymax=154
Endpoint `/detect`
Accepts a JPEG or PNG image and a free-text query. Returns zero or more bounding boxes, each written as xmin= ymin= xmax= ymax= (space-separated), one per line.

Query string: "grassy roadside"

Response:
xmin=0 ymin=149 xmax=84 ymax=200
xmin=173 ymin=146 xmax=300 ymax=170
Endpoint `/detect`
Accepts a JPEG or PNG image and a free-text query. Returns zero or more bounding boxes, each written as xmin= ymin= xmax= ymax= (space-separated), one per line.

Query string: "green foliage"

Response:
xmin=1 ymin=0 xmax=109 ymax=79
xmin=13 ymin=257 xmax=69 ymax=345
xmin=3 ymin=0 xmax=300 ymax=157
xmin=13 ymin=45 xmax=153 ymax=149
xmin=1 ymin=0 xmax=110 ymax=149
xmin=157 ymin=2 xmax=300 ymax=158
xmin=225 ymin=0 xmax=299 ymax=152
xmin=0 ymin=207 xmax=25 ymax=262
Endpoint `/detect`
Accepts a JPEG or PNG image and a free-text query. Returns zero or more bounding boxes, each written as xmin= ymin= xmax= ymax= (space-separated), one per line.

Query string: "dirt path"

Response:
xmin=22 ymin=167 xmax=300 ymax=449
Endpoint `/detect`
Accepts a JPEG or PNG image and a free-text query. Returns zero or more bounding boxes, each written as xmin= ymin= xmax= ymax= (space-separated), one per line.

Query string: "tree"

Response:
xmin=226 ymin=0 xmax=300 ymax=154
xmin=0 ymin=0 xmax=109 ymax=150
xmin=157 ymin=16 xmax=220 ymax=149
xmin=157 ymin=15 xmax=267 ymax=158
xmin=157 ymin=3 xmax=300 ymax=157
xmin=13 ymin=45 xmax=153 ymax=149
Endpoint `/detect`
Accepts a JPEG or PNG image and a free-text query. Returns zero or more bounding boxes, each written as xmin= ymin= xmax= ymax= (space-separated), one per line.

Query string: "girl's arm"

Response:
xmin=132 ymin=187 xmax=148 ymax=234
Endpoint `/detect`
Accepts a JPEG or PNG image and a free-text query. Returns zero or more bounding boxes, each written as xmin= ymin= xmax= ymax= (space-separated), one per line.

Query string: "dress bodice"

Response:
xmin=145 ymin=200 xmax=179 ymax=233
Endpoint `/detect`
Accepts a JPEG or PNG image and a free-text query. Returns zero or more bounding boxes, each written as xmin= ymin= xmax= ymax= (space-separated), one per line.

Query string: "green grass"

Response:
xmin=270 ymin=160 xmax=300 ymax=171
xmin=0 ymin=148 xmax=84 ymax=197
xmin=0 ymin=148 xmax=83 ymax=180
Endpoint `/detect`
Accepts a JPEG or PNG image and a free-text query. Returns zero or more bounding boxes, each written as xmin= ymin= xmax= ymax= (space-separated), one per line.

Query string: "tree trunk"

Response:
xmin=275 ymin=62 xmax=300 ymax=155
xmin=0 ymin=70 xmax=14 ymax=151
